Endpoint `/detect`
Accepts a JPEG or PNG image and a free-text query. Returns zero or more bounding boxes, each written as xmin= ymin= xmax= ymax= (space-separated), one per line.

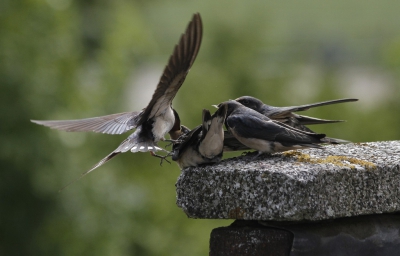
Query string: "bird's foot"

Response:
xmin=164 ymin=139 xmax=183 ymax=148
xmin=150 ymin=151 xmax=172 ymax=166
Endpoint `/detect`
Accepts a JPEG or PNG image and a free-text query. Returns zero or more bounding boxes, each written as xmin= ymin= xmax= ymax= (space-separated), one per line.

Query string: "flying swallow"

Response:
xmin=171 ymin=105 xmax=227 ymax=169
xmin=31 ymin=13 xmax=203 ymax=181
xmin=168 ymin=109 xmax=191 ymax=141
xmin=218 ymin=100 xmax=331 ymax=156
xmin=235 ymin=96 xmax=358 ymax=133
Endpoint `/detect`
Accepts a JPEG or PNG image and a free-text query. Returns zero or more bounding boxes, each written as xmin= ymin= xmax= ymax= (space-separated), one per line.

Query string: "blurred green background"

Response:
xmin=1 ymin=0 xmax=400 ymax=255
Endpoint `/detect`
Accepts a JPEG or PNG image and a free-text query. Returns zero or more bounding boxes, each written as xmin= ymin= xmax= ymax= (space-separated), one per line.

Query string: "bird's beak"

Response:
xmin=212 ymin=104 xmax=219 ymax=109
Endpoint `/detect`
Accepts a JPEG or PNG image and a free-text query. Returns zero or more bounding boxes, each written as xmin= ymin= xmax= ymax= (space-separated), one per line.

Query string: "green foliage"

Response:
xmin=1 ymin=0 xmax=400 ymax=255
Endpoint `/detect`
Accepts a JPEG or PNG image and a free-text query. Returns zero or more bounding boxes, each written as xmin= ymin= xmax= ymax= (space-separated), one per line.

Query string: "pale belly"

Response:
xmin=231 ymin=129 xmax=275 ymax=153
xmin=232 ymin=129 xmax=305 ymax=153
xmin=199 ymin=132 xmax=223 ymax=158
xmin=152 ymin=108 xmax=175 ymax=142
xmin=177 ymin=147 xmax=204 ymax=169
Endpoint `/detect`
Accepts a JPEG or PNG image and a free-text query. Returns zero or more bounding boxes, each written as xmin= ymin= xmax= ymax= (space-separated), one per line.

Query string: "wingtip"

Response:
xmin=338 ymin=98 xmax=359 ymax=103
xmin=193 ymin=12 xmax=201 ymax=19
xmin=138 ymin=12 xmax=203 ymax=125
xmin=192 ymin=13 xmax=202 ymax=23
xmin=30 ymin=119 xmax=49 ymax=126
xmin=340 ymin=98 xmax=359 ymax=103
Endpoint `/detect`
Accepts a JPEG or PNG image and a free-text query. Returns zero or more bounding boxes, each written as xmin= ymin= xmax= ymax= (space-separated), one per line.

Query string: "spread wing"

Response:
xmin=31 ymin=111 xmax=140 ymax=135
xmin=137 ymin=13 xmax=203 ymax=125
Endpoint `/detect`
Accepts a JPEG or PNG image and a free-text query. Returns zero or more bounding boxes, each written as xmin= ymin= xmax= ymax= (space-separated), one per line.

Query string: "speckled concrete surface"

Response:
xmin=175 ymin=141 xmax=400 ymax=221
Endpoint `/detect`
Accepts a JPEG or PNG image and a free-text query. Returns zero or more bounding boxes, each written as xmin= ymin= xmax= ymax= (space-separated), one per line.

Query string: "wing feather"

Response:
xmin=227 ymin=114 xmax=324 ymax=144
xmin=138 ymin=13 xmax=203 ymax=124
xmin=31 ymin=111 xmax=140 ymax=135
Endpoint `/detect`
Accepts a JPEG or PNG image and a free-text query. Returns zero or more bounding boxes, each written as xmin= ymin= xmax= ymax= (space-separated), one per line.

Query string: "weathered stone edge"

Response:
xmin=176 ymin=141 xmax=400 ymax=221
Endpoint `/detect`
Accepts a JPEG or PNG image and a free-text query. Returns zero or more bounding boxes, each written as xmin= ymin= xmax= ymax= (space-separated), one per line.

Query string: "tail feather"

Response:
xmin=60 ymin=129 xmax=164 ymax=191
xmin=295 ymin=115 xmax=345 ymax=125
xmin=321 ymin=137 xmax=351 ymax=144
xmin=59 ymin=151 xmax=120 ymax=192
xmin=301 ymin=143 xmax=323 ymax=149
xmin=112 ymin=128 xmax=164 ymax=153
xmin=130 ymin=142 xmax=163 ymax=153
xmin=283 ymin=98 xmax=358 ymax=113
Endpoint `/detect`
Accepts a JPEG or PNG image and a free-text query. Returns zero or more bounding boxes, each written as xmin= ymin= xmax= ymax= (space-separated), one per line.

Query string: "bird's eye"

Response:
xmin=242 ymin=100 xmax=249 ymax=105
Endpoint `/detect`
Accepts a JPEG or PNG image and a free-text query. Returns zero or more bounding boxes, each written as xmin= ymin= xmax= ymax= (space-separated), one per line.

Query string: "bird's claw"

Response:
xmin=164 ymin=139 xmax=183 ymax=148
xmin=159 ymin=156 xmax=171 ymax=166
xmin=150 ymin=151 xmax=172 ymax=166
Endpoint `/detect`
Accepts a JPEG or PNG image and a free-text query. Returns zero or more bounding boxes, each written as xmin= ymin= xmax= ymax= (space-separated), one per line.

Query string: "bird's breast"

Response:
xmin=176 ymin=147 xmax=204 ymax=169
xmin=199 ymin=126 xmax=224 ymax=158
xmin=151 ymin=107 xmax=175 ymax=142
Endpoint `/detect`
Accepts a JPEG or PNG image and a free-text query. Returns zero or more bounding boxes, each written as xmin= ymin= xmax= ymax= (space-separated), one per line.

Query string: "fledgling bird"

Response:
xmin=235 ymin=96 xmax=358 ymax=133
xmin=218 ymin=100 xmax=330 ymax=156
xmin=222 ymin=96 xmax=357 ymax=151
xmin=223 ymin=130 xmax=251 ymax=152
xmin=31 ymin=13 xmax=203 ymax=180
xmin=171 ymin=105 xmax=227 ymax=169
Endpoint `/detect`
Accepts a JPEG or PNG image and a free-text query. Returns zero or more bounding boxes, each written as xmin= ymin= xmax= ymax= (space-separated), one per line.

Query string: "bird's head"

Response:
xmin=169 ymin=109 xmax=183 ymax=140
xmin=235 ymin=96 xmax=264 ymax=112
xmin=216 ymin=100 xmax=242 ymax=116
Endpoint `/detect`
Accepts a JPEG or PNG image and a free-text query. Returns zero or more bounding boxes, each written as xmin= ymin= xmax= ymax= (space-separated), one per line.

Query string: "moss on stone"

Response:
xmin=283 ymin=150 xmax=377 ymax=170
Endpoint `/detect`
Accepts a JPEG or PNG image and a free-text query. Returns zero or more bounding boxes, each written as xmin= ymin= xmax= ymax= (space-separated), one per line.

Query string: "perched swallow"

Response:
xmin=218 ymin=100 xmax=330 ymax=156
xmin=31 ymin=13 xmax=203 ymax=181
xmin=235 ymin=96 xmax=358 ymax=133
xmin=223 ymin=130 xmax=250 ymax=151
xmin=171 ymin=105 xmax=227 ymax=169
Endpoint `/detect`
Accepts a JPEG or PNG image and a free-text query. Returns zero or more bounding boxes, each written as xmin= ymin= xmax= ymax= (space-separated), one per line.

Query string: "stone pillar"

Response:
xmin=210 ymin=220 xmax=293 ymax=256
xmin=176 ymin=141 xmax=400 ymax=255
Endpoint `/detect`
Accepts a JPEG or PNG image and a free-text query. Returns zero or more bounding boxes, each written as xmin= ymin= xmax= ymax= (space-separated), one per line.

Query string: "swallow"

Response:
xmin=168 ymin=109 xmax=191 ymax=141
xmin=31 ymin=13 xmax=203 ymax=182
xmin=171 ymin=105 xmax=227 ymax=169
xmin=218 ymin=100 xmax=331 ymax=156
xmin=223 ymin=130 xmax=250 ymax=151
xmin=235 ymin=96 xmax=358 ymax=133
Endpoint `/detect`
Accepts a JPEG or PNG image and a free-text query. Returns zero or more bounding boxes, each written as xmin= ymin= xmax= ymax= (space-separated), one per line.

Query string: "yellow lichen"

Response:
xmin=283 ymin=151 xmax=376 ymax=170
